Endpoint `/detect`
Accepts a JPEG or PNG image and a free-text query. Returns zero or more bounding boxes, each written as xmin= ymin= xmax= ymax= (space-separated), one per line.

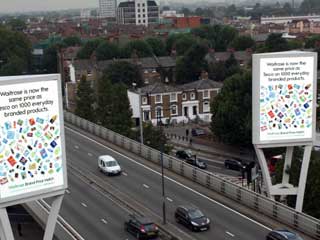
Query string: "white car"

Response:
xmin=98 ymin=155 xmax=122 ymax=175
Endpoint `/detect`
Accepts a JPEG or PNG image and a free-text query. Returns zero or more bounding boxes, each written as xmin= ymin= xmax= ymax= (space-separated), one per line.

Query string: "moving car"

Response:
xmin=224 ymin=158 xmax=243 ymax=171
xmin=191 ymin=128 xmax=206 ymax=136
xmin=124 ymin=214 xmax=159 ymax=239
xmin=175 ymin=206 xmax=210 ymax=231
xmin=176 ymin=150 xmax=207 ymax=169
xmin=98 ymin=155 xmax=121 ymax=175
xmin=266 ymin=229 xmax=304 ymax=240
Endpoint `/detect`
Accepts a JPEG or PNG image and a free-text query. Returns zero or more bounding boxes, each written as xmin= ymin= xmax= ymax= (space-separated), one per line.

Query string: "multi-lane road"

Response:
xmin=50 ymin=126 xmax=273 ymax=240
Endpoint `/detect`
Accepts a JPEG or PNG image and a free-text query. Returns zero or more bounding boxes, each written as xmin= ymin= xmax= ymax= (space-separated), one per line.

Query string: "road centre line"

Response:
xmin=101 ymin=218 xmax=108 ymax=224
xmin=66 ymin=127 xmax=272 ymax=231
xmin=81 ymin=202 xmax=87 ymax=208
xmin=143 ymin=184 xmax=150 ymax=189
xmin=166 ymin=197 xmax=173 ymax=202
xmin=88 ymin=153 xmax=93 ymax=156
xmin=74 ymin=145 xmax=79 ymax=149
xmin=122 ymin=172 xmax=128 ymax=176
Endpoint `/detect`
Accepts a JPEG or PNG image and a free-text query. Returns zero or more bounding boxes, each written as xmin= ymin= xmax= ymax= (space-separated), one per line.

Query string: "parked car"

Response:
xmin=191 ymin=128 xmax=206 ymax=136
xmin=176 ymin=150 xmax=207 ymax=169
xmin=175 ymin=206 xmax=210 ymax=231
xmin=266 ymin=230 xmax=304 ymax=240
xmin=224 ymin=158 xmax=243 ymax=171
xmin=124 ymin=214 xmax=159 ymax=239
xmin=185 ymin=158 xmax=207 ymax=169
xmin=98 ymin=155 xmax=121 ymax=175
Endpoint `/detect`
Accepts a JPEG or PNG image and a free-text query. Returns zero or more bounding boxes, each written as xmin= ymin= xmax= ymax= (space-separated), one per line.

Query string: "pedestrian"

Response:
xmin=186 ymin=128 xmax=189 ymax=137
xmin=17 ymin=223 xmax=22 ymax=236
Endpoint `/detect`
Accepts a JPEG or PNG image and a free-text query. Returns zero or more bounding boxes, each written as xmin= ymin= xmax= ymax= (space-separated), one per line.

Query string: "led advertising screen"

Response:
xmin=253 ymin=52 xmax=317 ymax=145
xmin=0 ymin=75 xmax=66 ymax=203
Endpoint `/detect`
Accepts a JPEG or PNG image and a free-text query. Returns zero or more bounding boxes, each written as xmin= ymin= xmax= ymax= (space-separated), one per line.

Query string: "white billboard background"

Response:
xmin=259 ymin=56 xmax=314 ymax=142
xmin=0 ymin=80 xmax=64 ymax=199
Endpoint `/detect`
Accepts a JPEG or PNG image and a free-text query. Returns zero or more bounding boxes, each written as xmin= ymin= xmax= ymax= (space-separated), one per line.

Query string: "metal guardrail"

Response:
xmin=64 ymin=111 xmax=320 ymax=240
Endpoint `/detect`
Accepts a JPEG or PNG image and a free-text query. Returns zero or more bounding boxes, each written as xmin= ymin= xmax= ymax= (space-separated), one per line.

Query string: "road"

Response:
xmin=50 ymin=126 xmax=271 ymax=240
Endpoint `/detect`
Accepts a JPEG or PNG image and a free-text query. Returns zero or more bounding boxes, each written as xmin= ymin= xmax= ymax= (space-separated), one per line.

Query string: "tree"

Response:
xmin=225 ymin=53 xmax=241 ymax=78
xmin=175 ymin=43 xmax=209 ymax=84
xmin=0 ymin=27 xmax=32 ymax=76
xmin=95 ymin=41 xmax=119 ymax=61
xmin=275 ymin=148 xmax=320 ymax=219
xmin=265 ymin=33 xmax=289 ymax=52
xmin=165 ymin=33 xmax=196 ymax=55
xmin=121 ymin=40 xmax=153 ymax=58
xmin=105 ymin=61 xmax=143 ymax=87
xmin=146 ymin=37 xmax=166 ymax=56
xmin=230 ymin=35 xmax=255 ymax=51
xmin=305 ymin=35 xmax=320 ymax=48
xmin=42 ymin=45 xmax=58 ymax=73
xmin=63 ymin=36 xmax=82 ymax=47
xmin=96 ymin=76 xmax=113 ymax=127
xmin=208 ymin=61 xmax=227 ymax=82
xmin=211 ymin=71 xmax=252 ymax=145
xmin=75 ymin=75 xmax=95 ymax=121
xmin=77 ymin=38 xmax=103 ymax=59
xmin=181 ymin=7 xmax=191 ymax=16
xmin=7 ymin=18 xmax=26 ymax=31
xmin=143 ymin=123 xmax=171 ymax=154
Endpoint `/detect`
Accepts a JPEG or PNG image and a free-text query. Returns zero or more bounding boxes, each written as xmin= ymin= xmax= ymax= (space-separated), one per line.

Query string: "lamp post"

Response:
xmin=133 ymin=83 xmax=144 ymax=145
xmin=157 ymin=110 xmax=166 ymax=225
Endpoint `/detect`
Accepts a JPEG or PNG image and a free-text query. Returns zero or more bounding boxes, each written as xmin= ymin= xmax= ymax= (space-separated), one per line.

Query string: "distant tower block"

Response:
xmin=99 ymin=0 xmax=116 ymax=18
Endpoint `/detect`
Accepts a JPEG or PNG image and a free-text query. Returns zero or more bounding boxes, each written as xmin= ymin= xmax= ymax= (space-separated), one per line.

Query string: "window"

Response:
xmin=137 ymin=3 xmax=140 ymax=7
xmin=143 ymin=19 xmax=145 ymax=23
xmin=138 ymin=9 xmax=140 ymax=12
xmin=143 ymin=8 xmax=145 ymax=12
xmin=182 ymin=93 xmax=187 ymax=100
xmin=171 ymin=105 xmax=178 ymax=115
xmin=138 ymin=19 xmax=141 ymax=23
xmin=203 ymin=102 xmax=210 ymax=113
xmin=193 ymin=106 xmax=197 ymax=115
xmin=170 ymin=93 xmax=177 ymax=102
xmin=87 ymin=70 xmax=92 ymax=77
xmin=191 ymin=92 xmax=196 ymax=100
xmin=142 ymin=3 xmax=145 ymax=6
xmin=143 ymin=111 xmax=150 ymax=121
xmin=138 ymin=14 xmax=141 ymax=18
xmin=155 ymin=94 xmax=162 ymax=103
xmin=142 ymin=97 xmax=148 ymax=104
xmin=203 ymin=90 xmax=209 ymax=99
xmin=156 ymin=107 xmax=162 ymax=119
xmin=143 ymin=14 xmax=145 ymax=17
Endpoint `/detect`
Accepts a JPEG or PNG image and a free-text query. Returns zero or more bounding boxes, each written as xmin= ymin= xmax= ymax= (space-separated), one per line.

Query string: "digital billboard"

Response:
xmin=0 ymin=75 xmax=66 ymax=203
xmin=252 ymin=52 xmax=317 ymax=145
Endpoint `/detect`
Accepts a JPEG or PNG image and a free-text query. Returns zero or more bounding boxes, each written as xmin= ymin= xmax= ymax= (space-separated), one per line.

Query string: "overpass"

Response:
xmin=23 ymin=112 xmax=320 ymax=240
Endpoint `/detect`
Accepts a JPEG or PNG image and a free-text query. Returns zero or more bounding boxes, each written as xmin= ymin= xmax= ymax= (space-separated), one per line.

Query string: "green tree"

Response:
xmin=146 ymin=37 xmax=166 ymax=56
xmin=211 ymin=71 xmax=252 ymax=145
xmin=175 ymin=43 xmax=209 ymax=84
xmin=208 ymin=61 xmax=227 ymax=82
xmin=275 ymin=148 xmax=320 ymax=218
xmin=265 ymin=33 xmax=289 ymax=52
xmin=7 ymin=18 xmax=26 ymax=31
xmin=230 ymin=35 xmax=255 ymax=51
xmin=165 ymin=33 xmax=196 ymax=55
xmin=305 ymin=35 xmax=320 ymax=48
xmin=143 ymin=123 xmax=171 ymax=154
xmin=63 ymin=36 xmax=82 ymax=47
xmin=75 ymin=75 xmax=95 ymax=121
xmin=77 ymin=38 xmax=103 ymax=59
xmin=95 ymin=41 xmax=119 ymax=61
xmin=121 ymin=40 xmax=153 ymax=58
xmin=109 ymin=83 xmax=133 ymax=137
xmin=0 ymin=27 xmax=32 ymax=76
xmin=42 ymin=45 xmax=59 ymax=73
xmin=105 ymin=61 xmax=143 ymax=87
xmin=225 ymin=53 xmax=241 ymax=78
xmin=96 ymin=76 xmax=113 ymax=127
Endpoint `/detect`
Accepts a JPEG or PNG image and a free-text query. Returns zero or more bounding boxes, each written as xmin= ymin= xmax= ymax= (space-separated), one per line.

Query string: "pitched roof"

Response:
xmin=182 ymin=79 xmax=223 ymax=91
xmin=140 ymin=82 xmax=178 ymax=94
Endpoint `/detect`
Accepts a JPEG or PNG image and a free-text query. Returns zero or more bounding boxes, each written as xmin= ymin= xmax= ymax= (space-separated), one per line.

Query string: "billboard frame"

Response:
xmin=0 ymin=74 xmax=67 ymax=239
xmin=252 ymin=51 xmax=317 ymax=212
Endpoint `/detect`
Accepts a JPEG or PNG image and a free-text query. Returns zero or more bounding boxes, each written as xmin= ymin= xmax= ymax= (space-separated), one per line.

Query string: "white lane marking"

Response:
xmin=143 ymin=184 xmax=150 ymax=189
xmin=66 ymin=189 xmax=70 ymax=194
xmin=66 ymin=127 xmax=272 ymax=231
xmin=166 ymin=197 xmax=173 ymax=202
xmin=101 ymin=218 xmax=108 ymax=224
xmin=88 ymin=153 xmax=93 ymax=156
xmin=226 ymin=231 xmax=235 ymax=237
xmin=122 ymin=172 xmax=128 ymax=176
xmin=81 ymin=202 xmax=87 ymax=208
xmin=74 ymin=145 xmax=79 ymax=149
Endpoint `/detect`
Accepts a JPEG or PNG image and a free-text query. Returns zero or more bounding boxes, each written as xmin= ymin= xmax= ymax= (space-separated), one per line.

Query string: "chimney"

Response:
xmin=200 ymin=71 xmax=209 ymax=80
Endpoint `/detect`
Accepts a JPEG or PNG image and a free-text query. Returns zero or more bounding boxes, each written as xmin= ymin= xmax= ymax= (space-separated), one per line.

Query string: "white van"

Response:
xmin=98 ymin=155 xmax=122 ymax=175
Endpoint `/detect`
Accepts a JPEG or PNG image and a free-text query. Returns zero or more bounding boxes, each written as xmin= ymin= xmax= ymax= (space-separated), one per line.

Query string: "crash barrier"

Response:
xmin=64 ymin=111 xmax=320 ymax=239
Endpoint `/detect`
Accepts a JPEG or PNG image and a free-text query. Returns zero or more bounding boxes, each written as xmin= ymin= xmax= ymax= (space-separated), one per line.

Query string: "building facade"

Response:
xmin=99 ymin=0 xmax=116 ymax=18
xmin=117 ymin=0 xmax=159 ymax=26
xmin=128 ymin=77 xmax=222 ymax=125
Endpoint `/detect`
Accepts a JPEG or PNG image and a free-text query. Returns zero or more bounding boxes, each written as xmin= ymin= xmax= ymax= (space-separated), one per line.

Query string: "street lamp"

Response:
xmin=156 ymin=110 xmax=166 ymax=225
xmin=133 ymin=83 xmax=143 ymax=145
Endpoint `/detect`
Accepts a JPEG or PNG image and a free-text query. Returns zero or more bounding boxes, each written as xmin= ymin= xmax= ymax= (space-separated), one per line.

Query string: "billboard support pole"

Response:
xmin=0 ymin=207 xmax=14 ymax=240
xmin=296 ymin=145 xmax=312 ymax=212
xmin=43 ymin=194 xmax=64 ymax=240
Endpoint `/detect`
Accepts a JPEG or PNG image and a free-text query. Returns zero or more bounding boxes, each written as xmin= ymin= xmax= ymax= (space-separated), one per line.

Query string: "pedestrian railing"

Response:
xmin=64 ymin=111 xmax=320 ymax=239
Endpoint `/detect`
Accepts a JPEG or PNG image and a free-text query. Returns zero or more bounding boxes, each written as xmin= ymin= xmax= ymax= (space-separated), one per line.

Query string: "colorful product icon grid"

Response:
xmin=260 ymin=83 xmax=312 ymax=133
xmin=0 ymin=115 xmax=62 ymax=186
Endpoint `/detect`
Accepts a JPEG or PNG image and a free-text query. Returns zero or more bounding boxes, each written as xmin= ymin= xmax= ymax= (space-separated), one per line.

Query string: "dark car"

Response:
xmin=175 ymin=206 xmax=210 ymax=231
xmin=191 ymin=128 xmax=206 ymax=136
xmin=224 ymin=159 xmax=243 ymax=171
xmin=266 ymin=230 xmax=304 ymax=240
xmin=176 ymin=150 xmax=207 ymax=169
xmin=124 ymin=214 xmax=159 ymax=239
